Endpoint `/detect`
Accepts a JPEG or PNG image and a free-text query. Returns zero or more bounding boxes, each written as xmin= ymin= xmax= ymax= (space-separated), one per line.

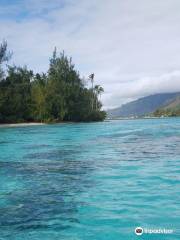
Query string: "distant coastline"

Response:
xmin=107 ymin=115 xmax=180 ymax=121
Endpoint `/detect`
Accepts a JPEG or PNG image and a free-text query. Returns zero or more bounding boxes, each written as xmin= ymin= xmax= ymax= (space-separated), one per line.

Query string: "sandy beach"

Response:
xmin=0 ymin=123 xmax=45 ymax=128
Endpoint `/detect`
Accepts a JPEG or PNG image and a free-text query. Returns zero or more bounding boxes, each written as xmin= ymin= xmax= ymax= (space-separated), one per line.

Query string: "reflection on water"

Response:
xmin=0 ymin=118 xmax=180 ymax=240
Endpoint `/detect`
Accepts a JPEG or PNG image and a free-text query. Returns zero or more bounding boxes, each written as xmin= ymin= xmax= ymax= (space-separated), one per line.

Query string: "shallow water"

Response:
xmin=0 ymin=118 xmax=180 ymax=240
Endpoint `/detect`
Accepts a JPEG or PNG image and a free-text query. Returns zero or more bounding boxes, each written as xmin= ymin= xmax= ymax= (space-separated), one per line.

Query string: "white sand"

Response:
xmin=0 ymin=123 xmax=45 ymax=128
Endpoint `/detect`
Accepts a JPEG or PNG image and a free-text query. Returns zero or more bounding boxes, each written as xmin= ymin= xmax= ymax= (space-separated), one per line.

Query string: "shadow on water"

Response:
xmin=0 ymin=147 xmax=95 ymax=236
xmin=24 ymin=148 xmax=83 ymax=161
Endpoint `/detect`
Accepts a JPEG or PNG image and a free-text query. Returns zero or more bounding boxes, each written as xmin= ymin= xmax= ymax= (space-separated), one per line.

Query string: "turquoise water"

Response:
xmin=0 ymin=118 xmax=179 ymax=240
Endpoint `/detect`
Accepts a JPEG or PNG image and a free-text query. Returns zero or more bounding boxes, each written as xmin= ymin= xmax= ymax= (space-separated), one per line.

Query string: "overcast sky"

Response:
xmin=1 ymin=0 xmax=180 ymax=109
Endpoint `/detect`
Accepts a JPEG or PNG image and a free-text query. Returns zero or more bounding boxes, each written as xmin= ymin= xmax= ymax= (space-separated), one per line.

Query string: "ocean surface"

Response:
xmin=0 ymin=118 xmax=179 ymax=240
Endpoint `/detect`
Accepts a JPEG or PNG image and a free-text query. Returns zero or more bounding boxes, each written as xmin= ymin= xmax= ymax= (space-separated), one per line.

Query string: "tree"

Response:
xmin=89 ymin=73 xmax=95 ymax=110
xmin=0 ymin=66 xmax=33 ymax=122
xmin=94 ymin=85 xmax=104 ymax=110
xmin=0 ymin=41 xmax=12 ymax=80
xmin=31 ymin=73 xmax=47 ymax=121
xmin=0 ymin=44 xmax=106 ymax=123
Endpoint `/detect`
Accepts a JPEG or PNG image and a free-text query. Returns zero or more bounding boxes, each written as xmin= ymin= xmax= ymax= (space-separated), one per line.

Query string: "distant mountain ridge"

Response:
xmin=107 ymin=92 xmax=180 ymax=118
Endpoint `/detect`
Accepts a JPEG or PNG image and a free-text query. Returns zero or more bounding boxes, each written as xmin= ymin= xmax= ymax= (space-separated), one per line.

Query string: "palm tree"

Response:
xmin=88 ymin=73 xmax=95 ymax=110
xmin=89 ymin=73 xmax=94 ymax=89
xmin=98 ymin=86 xmax=104 ymax=99
xmin=94 ymin=85 xmax=104 ymax=110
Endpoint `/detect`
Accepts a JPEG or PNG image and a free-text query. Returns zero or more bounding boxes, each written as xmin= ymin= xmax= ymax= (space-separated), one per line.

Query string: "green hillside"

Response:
xmin=153 ymin=96 xmax=180 ymax=117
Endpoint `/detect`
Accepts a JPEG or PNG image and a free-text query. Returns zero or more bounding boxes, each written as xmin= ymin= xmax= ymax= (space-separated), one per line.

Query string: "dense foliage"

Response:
xmin=0 ymin=42 xmax=106 ymax=123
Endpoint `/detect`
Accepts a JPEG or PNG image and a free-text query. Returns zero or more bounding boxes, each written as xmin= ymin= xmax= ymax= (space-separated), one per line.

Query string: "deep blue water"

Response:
xmin=0 ymin=118 xmax=180 ymax=240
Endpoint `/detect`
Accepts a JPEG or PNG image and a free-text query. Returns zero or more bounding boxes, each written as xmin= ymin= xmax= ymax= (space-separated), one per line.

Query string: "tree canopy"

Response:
xmin=0 ymin=43 xmax=106 ymax=123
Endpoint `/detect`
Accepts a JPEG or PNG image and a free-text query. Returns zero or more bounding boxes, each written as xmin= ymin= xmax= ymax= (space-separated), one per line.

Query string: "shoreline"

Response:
xmin=0 ymin=122 xmax=46 ymax=128
xmin=107 ymin=116 xmax=180 ymax=120
xmin=0 ymin=116 xmax=179 ymax=128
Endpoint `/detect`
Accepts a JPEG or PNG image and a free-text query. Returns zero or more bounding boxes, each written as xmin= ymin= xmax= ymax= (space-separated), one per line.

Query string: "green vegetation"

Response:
xmin=0 ymin=42 xmax=106 ymax=123
xmin=153 ymin=108 xmax=180 ymax=117
xmin=153 ymin=96 xmax=180 ymax=117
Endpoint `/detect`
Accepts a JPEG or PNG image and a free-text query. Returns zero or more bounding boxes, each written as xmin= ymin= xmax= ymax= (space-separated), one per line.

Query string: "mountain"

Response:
xmin=107 ymin=92 xmax=180 ymax=118
xmin=153 ymin=95 xmax=180 ymax=117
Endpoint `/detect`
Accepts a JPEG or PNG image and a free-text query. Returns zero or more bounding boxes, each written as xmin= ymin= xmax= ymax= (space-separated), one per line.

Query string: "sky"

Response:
xmin=1 ymin=0 xmax=180 ymax=109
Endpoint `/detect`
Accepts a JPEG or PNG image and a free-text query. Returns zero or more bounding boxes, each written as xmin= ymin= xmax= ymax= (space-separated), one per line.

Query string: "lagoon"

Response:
xmin=0 ymin=118 xmax=180 ymax=239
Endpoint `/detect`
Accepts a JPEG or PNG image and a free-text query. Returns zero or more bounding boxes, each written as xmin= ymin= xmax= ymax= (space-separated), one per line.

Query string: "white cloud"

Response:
xmin=103 ymin=71 xmax=180 ymax=109
xmin=1 ymin=0 xmax=180 ymax=109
